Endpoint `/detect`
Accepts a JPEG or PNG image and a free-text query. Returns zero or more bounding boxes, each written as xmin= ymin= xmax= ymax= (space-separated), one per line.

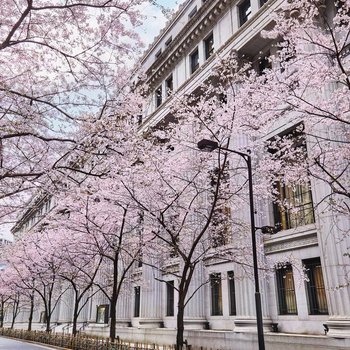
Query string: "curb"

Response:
xmin=0 ymin=335 xmax=69 ymax=349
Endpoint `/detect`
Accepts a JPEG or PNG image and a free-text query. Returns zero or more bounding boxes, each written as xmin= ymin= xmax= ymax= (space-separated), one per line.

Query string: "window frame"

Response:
xmin=239 ymin=0 xmax=252 ymax=26
xmin=259 ymin=0 xmax=269 ymax=7
xmin=210 ymin=273 xmax=223 ymax=316
xmin=204 ymin=32 xmax=214 ymax=60
xmin=134 ymin=286 xmax=141 ymax=317
xmin=190 ymin=47 xmax=200 ymax=74
xmin=303 ymin=258 xmax=328 ymax=315
xmin=96 ymin=304 xmax=109 ymax=324
xmin=188 ymin=6 xmax=198 ymax=19
xmin=165 ymin=36 xmax=172 ymax=47
xmin=166 ymin=280 xmax=175 ymax=317
xmin=270 ymin=125 xmax=315 ymax=231
xmin=165 ymin=74 xmax=173 ymax=96
xmin=276 ymin=264 xmax=298 ymax=315
xmin=155 ymin=85 xmax=162 ymax=108
xmin=155 ymin=49 xmax=162 ymax=58
xmin=228 ymin=271 xmax=236 ymax=316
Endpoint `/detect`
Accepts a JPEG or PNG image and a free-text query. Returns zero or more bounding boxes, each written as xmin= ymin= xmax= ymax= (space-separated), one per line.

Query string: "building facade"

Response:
xmin=5 ymin=1 xmax=350 ymax=349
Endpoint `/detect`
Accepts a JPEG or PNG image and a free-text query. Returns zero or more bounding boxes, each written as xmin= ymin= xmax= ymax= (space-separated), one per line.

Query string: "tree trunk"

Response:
xmin=72 ymin=299 xmax=79 ymax=336
xmin=110 ymin=255 xmax=119 ymax=342
xmin=10 ymin=299 xmax=19 ymax=330
xmin=110 ymin=295 xmax=117 ymax=342
xmin=27 ymin=294 xmax=34 ymax=331
xmin=176 ymin=295 xmax=186 ymax=350
xmin=0 ymin=299 xmax=4 ymax=328
xmin=45 ymin=312 xmax=51 ymax=333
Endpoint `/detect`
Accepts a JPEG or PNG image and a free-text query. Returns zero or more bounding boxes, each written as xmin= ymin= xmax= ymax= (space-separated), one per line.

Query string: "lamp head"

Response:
xmin=197 ymin=139 xmax=219 ymax=152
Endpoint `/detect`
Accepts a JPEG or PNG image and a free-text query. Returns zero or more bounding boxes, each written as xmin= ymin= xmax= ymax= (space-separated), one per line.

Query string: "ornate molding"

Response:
xmin=264 ymin=230 xmax=318 ymax=255
xmin=146 ymin=0 xmax=234 ymax=88
xmin=161 ymin=258 xmax=180 ymax=275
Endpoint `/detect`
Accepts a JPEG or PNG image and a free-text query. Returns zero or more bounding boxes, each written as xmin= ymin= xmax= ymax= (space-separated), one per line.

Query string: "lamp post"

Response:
xmin=197 ymin=139 xmax=265 ymax=350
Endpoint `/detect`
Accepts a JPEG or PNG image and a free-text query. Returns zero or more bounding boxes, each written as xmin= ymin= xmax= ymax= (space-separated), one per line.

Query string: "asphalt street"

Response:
xmin=0 ymin=337 xmax=57 ymax=350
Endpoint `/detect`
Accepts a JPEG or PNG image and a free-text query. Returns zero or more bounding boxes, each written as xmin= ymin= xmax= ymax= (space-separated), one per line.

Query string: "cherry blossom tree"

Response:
xmin=2 ymin=230 xmax=70 ymax=332
xmin=0 ymin=0 xmax=151 ymax=228
xmin=234 ymin=0 xmax=350 ymax=220
xmin=122 ymin=58 xmax=258 ymax=349
xmin=43 ymin=116 xmax=151 ymax=341
xmin=41 ymin=221 xmax=104 ymax=336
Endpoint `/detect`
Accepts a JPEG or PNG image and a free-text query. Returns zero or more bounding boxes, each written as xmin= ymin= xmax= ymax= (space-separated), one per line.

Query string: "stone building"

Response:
xmin=87 ymin=0 xmax=349 ymax=349
xmin=6 ymin=1 xmax=350 ymax=349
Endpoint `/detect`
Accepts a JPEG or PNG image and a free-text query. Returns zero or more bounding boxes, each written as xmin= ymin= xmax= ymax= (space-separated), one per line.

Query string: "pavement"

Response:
xmin=0 ymin=337 xmax=66 ymax=350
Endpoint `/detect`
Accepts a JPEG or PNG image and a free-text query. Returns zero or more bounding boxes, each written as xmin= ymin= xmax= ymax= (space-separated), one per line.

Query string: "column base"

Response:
xmin=234 ymin=317 xmax=273 ymax=333
xmin=138 ymin=318 xmax=163 ymax=328
xmin=115 ymin=319 xmax=132 ymax=328
xmin=325 ymin=319 xmax=350 ymax=338
xmin=184 ymin=318 xmax=209 ymax=330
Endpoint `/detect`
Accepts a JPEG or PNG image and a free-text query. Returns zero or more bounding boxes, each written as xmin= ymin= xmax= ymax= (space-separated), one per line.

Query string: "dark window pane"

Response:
xmin=134 ymin=286 xmax=141 ymax=317
xmin=276 ymin=265 xmax=297 ymax=315
xmin=228 ymin=271 xmax=236 ymax=316
xmin=304 ymin=258 xmax=328 ymax=315
xmin=155 ymin=49 xmax=162 ymax=58
xmin=165 ymin=36 xmax=172 ymax=47
xmin=188 ymin=6 xmax=197 ymax=19
xmin=155 ymin=85 xmax=162 ymax=107
xmin=204 ymin=33 xmax=214 ymax=60
xmin=190 ymin=48 xmax=199 ymax=74
xmin=166 ymin=281 xmax=175 ymax=316
xmin=96 ymin=304 xmax=109 ymax=324
xmin=166 ymin=75 xmax=173 ymax=96
xmin=210 ymin=273 xmax=223 ymax=316
xmin=239 ymin=0 xmax=251 ymax=26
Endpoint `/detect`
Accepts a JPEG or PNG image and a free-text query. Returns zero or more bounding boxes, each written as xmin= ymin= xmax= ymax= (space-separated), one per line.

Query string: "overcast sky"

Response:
xmin=137 ymin=0 xmax=182 ymax=48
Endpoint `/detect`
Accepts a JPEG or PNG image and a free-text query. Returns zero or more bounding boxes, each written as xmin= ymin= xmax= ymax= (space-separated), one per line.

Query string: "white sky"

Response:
xmin=137 ymin=0 xmax=182 ymax=48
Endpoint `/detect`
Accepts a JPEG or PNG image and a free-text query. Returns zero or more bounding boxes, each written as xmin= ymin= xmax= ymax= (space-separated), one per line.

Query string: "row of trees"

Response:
xmin=1 ymin=0 xmax=350 ymax=349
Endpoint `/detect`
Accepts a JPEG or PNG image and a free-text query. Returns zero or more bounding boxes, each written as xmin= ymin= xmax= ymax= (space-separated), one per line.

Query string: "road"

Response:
xmin=0 ymin=337 xmax=57 ymax=350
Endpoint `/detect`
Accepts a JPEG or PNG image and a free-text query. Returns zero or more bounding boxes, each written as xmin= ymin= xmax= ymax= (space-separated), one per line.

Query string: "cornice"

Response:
xmin=146 ymin=0 xmax=235 ymax=89
xmin=11 ymin=193 xmax=50 ymax=233
xmin=264 ymin=225 xmax=318 ymax=255
xmin=140 ymin=0 xmax=194 ymax=65
xmin=139 ymin=0 xmax=280 ymax=133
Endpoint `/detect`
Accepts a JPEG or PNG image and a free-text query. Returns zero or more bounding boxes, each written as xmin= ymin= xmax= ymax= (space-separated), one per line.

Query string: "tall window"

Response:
xmin=204 ymin=33 xmax=214 ymax=60
xmin=166 ymin=281 xmax=175 ymax=316
xmin=165 ymin=74 xmax=173 ymax=96
xmin=273 ymin=182 xmax=314 ymax=230
xmin=228 ymin=271 xmax=236 ymax=316
xmin=276 ymin=265 xmax=297 ymax=315
xmin=96 ymin=304 xmax=109 ymax=324
xmin=188 ymin=6 xmax=197 ymax=19
xmin=304 ymin=258 xmax=328 ymax=315
xmin=210 ymin=164 xmax=231 ymax=247
xmin=155 ymin=49 xmax=162 ymax=58
xmin=165 ymin=36 xmax=172 ymax=47
xmin=155 ymin=85 xmax=162 ymax=108
xmin=134 ymin=286 xmax=141 ymax=317
xmin=239 ymin=0 xmax=251 ymax=26
xmin=272 ymin=127 xmax=315 ymax=231
xmin=210 ymin=273 xmax=223 ymax=316
xmin=190 ymin=48 xmax=199 ymax=74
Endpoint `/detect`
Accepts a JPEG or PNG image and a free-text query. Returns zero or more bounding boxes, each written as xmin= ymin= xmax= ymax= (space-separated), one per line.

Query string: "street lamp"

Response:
xmin=197 ymin=139 xmax=265 ymax=350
